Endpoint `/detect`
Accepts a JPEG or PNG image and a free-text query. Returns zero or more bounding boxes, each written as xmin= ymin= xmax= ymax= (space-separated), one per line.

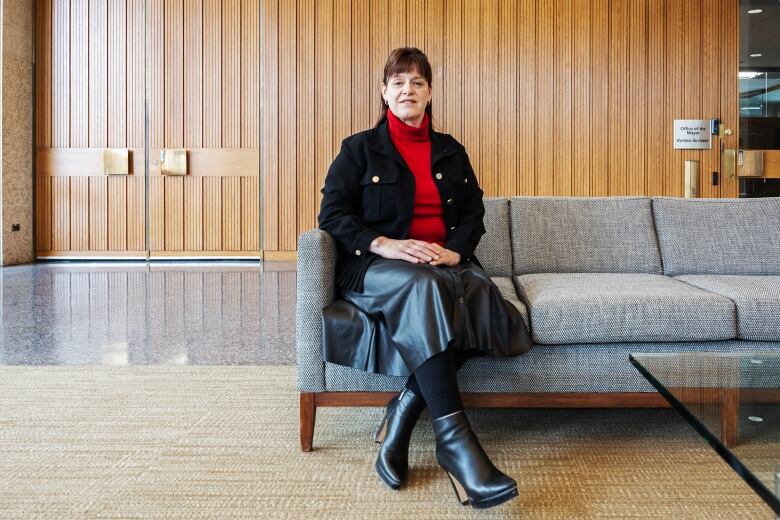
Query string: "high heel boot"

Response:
xmin=373 ymin=388 xmax=426 ymax=489
xmin=432 ymin=410 xmax=518 ymax=509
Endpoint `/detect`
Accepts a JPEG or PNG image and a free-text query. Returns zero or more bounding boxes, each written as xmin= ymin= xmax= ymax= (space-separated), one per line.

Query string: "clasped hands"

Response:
xmin=369 ymin=237 xmax=461 ymax=267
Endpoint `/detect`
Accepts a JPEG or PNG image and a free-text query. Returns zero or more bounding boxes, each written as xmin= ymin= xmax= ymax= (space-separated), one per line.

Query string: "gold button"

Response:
xmin=450 ymin=226 xmax=456 ymax=230
xmin=464 ymin=178 xmax=468 ymax=184
xmin=435 ymin=173 xmax=443 ymax=180
xmin=355 ymin=249 xmax=361 ymax=256
xmin=446 ymin=198 xmax=453 ymax=205
xmin=372 ymin=176 xmax=379 ymax=183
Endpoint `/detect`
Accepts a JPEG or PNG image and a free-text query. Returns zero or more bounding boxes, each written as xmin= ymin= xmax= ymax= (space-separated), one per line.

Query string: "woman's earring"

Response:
xmin=384 ymin=99 xmax=389 ymax=106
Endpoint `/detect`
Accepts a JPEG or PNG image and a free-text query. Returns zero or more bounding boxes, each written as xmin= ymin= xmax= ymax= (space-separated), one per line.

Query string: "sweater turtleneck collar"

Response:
xmin=387 ymin=108 xmax=430 ymax=142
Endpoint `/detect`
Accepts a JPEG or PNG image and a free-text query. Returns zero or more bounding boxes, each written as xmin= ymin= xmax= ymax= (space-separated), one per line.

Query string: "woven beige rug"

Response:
xmin=0 ymin=366 xmax=773 ymax=519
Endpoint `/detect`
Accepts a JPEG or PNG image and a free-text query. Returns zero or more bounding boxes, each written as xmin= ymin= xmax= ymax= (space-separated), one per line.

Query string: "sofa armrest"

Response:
xmin=296 ymin=229 xmax=337 ymax=393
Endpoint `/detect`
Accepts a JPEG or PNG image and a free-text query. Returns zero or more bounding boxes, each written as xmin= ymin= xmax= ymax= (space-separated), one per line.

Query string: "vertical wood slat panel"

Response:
xmin=203 ymin=177 xmax=222 ymax=250
xmin=388 ymin=0 xmax=405 ymax=48
xmin=332 ymin=0 xmax=350 ymax=172
xmin=590 ymin=0 xmax=608 ymax=196
xmin=89 ymin=177 xmax=108 ymax=250
xmin=108 ymin=0 xmax=127 ymax=147
xmin=108 ymin=177 xmax=127 ymax=250
xmin=204 ymin=0 xmax=222 ymax=147
xmin=498 ymin=0 xmax=517 ymax=197
xmin=572 ymin=0 xmax=590 ymax=196
xmin=262 ymin=0 xmax=279 ymax=250
xmin=406 ymin=0 xmax=425 ymax=49
xmin=517 ymin=0 xmax=535 ymax=195
xmin=481 ymin=0 xmax=498 ymax=196
xmin=553 ymin=0 xmax=572 ymax=196
xmin=36 ymin=176 xmax=52 ymax=251
xmin=628 ymin=0 xmax=647 ymax=196
xmin=297 ymin=0 xmax=316 ymax=236
xmin=36 ymin=0 xmax=52 ymax=147
xmin=683 ymin=0 xmax=702 ymax=197
xmin=52 ymin=0 xmax=70 ymax=147
xmin=666 ymin=0 xmax=683 ymax=197
xmin=149 ymin=0 xmax=164 ymax=147
xmin=351 ymin=0 xmax=369 ymax=134
xmin=279 ymin=0 xmax=296 ymax=250
xmin=535 ymin=0 xmax=553 ymax=195
xmin=444 ymin=0 xmax=462 ymax=141
xmin=165 ymin=0 xmax=184 ymax=148
xmin=241 ymin=177 xmax=260 ymax=250
xmin=52 ymin=178 xmax=70 ymax=250
xmin=646 ymin=0 xmax=665 ymax=196
xmin=369 ymin=0 xmax=387 ymax=131
xmin=70 ymin=0 xmax=88 ymax=147
xmin=89 ymin=0 xmax=107 ymax=147
xmin=315 ymin=0 xmax=334 ymax=214
xmin=608 ymin=0 xmax=628 ymax=196
xmin=165 ymin=177 xmax=184 ymax=250
xmin=426 ymin=0 xmax=444 ymax=129
xmin=720 ymin=0 xmax=738 ymax=197
xmin=241 ymin=0 xmax=260 ymax=148
xmin=222 ymin=178 xmax=242 ymax=250
xmin=70 ymin=177 xmax=89 ymax=250
xmin=127 ymin=0 xmax=145 ymax=148
xmin=463 ymin=0 xmax=480 ymax=182
xmin=184 ymin=177 xmax=204 ymax=250
xmin=149 ymin=177 xmax=165 ymax=250
xmin=700 ymin=0 xmax=720 ymax=199
xmin=184 ymin=0 xmax=203 ymax=148
xmin=222 ymin=0 xmax=242 ymax=148
xmin=127 ymin=176 xmax=145 ymax=250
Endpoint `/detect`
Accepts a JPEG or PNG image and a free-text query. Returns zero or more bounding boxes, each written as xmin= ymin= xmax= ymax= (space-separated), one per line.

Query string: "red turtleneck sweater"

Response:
xmin=387 ymin=110 xmax=446 ymax=246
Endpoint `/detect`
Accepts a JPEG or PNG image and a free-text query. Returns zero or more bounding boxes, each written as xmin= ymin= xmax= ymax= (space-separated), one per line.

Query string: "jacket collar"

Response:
xmin=369 ymin=119 xmax=458 ymax=168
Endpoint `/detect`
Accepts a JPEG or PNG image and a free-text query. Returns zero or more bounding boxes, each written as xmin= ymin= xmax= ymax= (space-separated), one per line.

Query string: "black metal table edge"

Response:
xmin=628 ymin=353 xmax=780 ymax=516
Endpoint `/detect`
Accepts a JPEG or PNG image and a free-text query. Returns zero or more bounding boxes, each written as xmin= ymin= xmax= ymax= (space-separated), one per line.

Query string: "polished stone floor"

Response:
xmin=0 ymin=262 xmax=296 ymax=365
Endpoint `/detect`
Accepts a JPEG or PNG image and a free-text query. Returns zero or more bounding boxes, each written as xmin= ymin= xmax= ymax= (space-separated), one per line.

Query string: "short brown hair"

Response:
xmin=375 ymin=47 xmax=433 ymax=127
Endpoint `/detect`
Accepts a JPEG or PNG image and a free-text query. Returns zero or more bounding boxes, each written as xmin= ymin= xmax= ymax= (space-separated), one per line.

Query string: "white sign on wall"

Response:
xmin=674 ymin=120 xmax=711 ymax=150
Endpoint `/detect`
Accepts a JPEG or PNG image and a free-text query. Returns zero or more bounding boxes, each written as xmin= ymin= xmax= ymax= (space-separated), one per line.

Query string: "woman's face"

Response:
xmin=382 ymin=70 xmax=432 ymax=127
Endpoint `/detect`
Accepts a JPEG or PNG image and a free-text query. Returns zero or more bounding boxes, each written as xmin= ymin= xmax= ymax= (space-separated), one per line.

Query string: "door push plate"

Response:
xmin=160 ymin=149 xmax=187 ymax=176
xmin=737 ymin=150 xmax=764 ymax=178
xmin=103 ymin=148 xmax=129 ymax=175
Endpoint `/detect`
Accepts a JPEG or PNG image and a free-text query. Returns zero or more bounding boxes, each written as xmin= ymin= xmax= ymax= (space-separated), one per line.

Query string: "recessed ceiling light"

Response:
xmin=750 ymin=53 xmax=763 ymax=57
xmin=748 ymin=8 xmax=763 ymax=14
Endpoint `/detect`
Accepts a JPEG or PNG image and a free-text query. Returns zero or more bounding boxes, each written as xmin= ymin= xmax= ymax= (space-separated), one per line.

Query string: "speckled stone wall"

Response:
xmin=1 ymin=0 xmax=34 ymax=266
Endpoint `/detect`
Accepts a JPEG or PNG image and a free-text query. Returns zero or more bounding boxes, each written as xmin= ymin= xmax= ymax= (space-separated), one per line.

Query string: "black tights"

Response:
xmin=404 ymin=349 xmax=477 ymax=420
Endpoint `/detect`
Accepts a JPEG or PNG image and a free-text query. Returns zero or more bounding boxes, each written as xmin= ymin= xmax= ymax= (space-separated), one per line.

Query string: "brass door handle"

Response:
xmin=160 ymin=149 xmax=188 ymax=176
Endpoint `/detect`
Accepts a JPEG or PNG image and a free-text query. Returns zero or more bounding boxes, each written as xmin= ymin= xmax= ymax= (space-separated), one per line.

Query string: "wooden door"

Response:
xmin=35 ymin=0 xmax=260 ymax=259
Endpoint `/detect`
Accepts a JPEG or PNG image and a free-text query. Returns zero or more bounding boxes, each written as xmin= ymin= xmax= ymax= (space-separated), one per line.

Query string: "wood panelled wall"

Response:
xmin=35 ymin=0 xmax=260 ymax=257
xmin=262 ymin=0 xmax=739 ymax=252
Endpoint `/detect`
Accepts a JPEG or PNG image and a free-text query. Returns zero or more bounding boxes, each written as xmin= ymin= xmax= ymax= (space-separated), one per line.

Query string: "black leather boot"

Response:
xmin=374 ymin=388 xmax=426 ymax=489
xmin=432 ymin=410 xmax=518 ymax=509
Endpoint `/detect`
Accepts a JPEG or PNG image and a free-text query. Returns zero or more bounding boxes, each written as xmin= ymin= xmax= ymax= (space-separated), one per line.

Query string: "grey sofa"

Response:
xmin=296 ymin=196 xmax=780 ymax=451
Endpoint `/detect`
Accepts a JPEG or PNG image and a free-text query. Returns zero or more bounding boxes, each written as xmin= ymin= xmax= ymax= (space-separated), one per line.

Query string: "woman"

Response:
xmin=318 ymin=47 xmax=532 ymax=509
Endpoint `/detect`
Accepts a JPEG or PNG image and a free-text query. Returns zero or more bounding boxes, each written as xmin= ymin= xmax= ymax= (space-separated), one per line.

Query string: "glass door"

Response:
xmin=738 ymin=0 xmax=780 ymax=195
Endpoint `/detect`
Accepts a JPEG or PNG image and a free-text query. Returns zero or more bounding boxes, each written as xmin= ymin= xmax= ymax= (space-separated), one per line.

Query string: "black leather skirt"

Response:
xmin=322 ymin=258 xmax=532 ymax=377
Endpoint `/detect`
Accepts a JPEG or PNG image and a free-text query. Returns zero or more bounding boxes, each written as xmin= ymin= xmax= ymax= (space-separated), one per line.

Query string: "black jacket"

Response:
xmin=317 ymin=120 xmax=486 ymax=292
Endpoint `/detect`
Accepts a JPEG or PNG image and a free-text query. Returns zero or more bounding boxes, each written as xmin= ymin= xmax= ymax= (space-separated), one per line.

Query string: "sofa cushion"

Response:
xmin=514 ymin=273 xmax=736 ymax=344
xmin=510 ymin=196 xmax=663 ymax=275
xmin=491 ymin=277 xmax=529 ymax=328
xmin=652 ymin=197 xmax=780 ymax=276
xmin=475 ymin=198 xmax=512 ymax=277
xmin=675 ymin=275 xmax=780 ymax=341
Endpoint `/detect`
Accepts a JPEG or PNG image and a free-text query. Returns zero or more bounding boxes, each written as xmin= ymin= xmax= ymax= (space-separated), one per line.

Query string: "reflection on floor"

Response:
xmin=0 ymin=262 xmax=296 ymax=366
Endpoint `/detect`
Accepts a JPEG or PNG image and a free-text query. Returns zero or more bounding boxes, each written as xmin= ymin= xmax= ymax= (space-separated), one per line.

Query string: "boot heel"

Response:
xmin=374 ymin=417 xmax=388 ymax=444
xmin=445 ymin=471 xmax=469 ymax=505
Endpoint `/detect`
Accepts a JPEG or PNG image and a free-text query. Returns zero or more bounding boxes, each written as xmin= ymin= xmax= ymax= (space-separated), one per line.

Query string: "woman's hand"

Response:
xmin=369 ymin=237 xmax=460 ymax=266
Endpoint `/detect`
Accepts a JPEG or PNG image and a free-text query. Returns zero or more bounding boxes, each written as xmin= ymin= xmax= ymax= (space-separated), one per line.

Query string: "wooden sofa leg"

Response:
xmin=300 ymin=393 xmax=317 ymax=452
